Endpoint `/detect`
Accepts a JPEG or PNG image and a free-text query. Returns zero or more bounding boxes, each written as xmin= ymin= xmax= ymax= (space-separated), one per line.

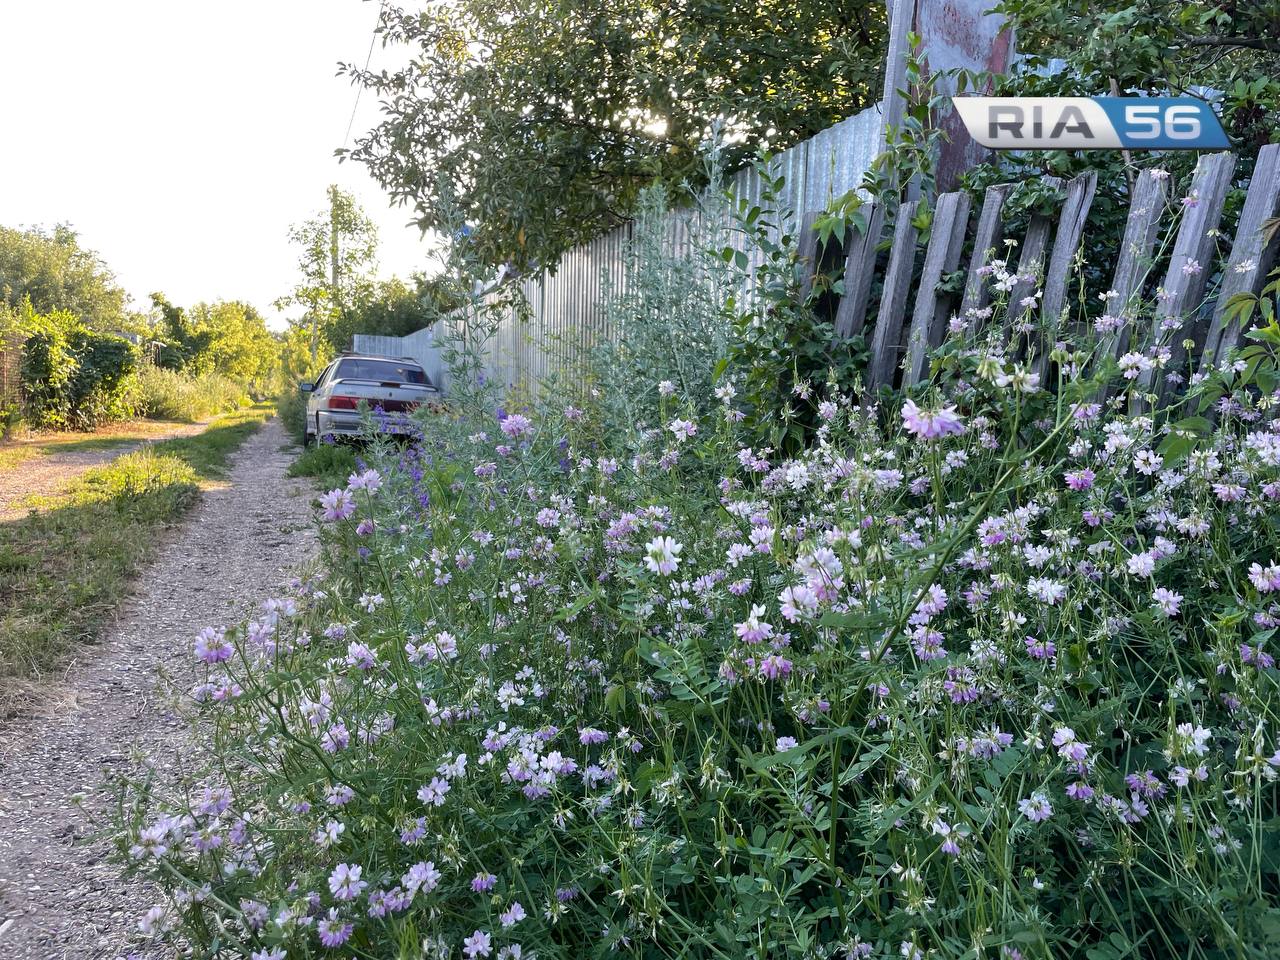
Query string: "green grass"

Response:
xmin=0 ymin=418 xmax=202 ymax=472
xmin=287 ymin=442 xmax=359 ymax=489
xmin=0 ymin=404 xmax=274 ymax=713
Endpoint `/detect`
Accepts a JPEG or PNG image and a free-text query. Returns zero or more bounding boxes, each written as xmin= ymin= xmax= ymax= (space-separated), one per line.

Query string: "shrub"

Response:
xmin=19 ymin=326 xmax=76 ymax=427
xmin=109 ymin=244 xmax=1280 ymax=960
xmin=20 ymin=315 xmax=140 ymax=430
xmin=724 ymin=163 xmax=870 ymax=455
xmin=276 ymin=383 xmax=311 ymax=444
xmin=590 ymin=169 xmax=734 ymax=431
xmin=133 ymin=365 xmax=247 ymax=422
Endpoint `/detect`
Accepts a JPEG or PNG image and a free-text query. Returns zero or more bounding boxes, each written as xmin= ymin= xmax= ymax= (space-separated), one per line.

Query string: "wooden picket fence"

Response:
xmin=366 ymin=145 xmax=1279 ymax=401
xmin=812 ymin=143 xmax=1280 ymax=399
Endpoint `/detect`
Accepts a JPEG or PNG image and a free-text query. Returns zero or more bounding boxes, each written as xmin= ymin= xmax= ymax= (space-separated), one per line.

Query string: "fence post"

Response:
xmin=1032 ymin=171 xmax=1098 ymax=382
xmin=833 ymin=201 xmax=884 ymax=338
xmin=1137 ymin=152 xmax=1235 ymax=406
xmin=905 ymin=191 xmax=971 ymax=387
xmin=1201 ymin=143 xmax=1280 ymax=371
xmin=960 ymin=183 xmax=1012 ymax=329
xmin=867 ymin=199 xmax=921 ymax=390
xmin=1008 ymin=177 xmax=1063 ymax=342
xmin=1104 ymin=169 xmax=1169 ymax=364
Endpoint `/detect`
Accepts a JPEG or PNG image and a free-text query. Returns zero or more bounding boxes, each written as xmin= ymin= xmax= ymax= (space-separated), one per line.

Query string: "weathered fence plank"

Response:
xmin=1008 ymin=178 xmax=1062 ymax=339
xmin=959 ymin=183 xmax=1011 ymax=327
xmin=867 ymin=199 xmax=921 ymax=390
xmin=1041 ymin=172 xmax=1098 ymax=330
xmin=1137 ymin=152 xmax=1236 ymax=403
xmin=796 ymin=210 xmax=822 ymax=304
xmin=1104 ymin=168 xmax=1169 ymax=361
xmin=834 ymin=201 xmax=884 ymax=337
xmin=1201 ymin=143 xmax=1280 ymax=370
xmin=905 ymin=191 xmax=971 ymax=386
xmin=1032 ymin=171 xmax=1097 ymax=381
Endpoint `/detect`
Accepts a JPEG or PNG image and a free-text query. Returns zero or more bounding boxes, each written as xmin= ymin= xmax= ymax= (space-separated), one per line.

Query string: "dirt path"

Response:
xmin=0 ymin=417 xmax=316 ymax=959
xmin=0 ymin=421 xmax=207 ymax=522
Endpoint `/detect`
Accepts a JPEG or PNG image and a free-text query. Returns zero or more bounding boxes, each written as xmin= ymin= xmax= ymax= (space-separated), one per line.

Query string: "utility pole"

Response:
xmin=309 ymin=185 xmax=343 ymax=365
xmin=329 ymin=184 xmax=342 ymax=322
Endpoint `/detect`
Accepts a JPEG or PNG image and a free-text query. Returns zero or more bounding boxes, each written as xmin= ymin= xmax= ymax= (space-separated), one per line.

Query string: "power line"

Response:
xmin=343 ymin=0 xmax=386 ymax=151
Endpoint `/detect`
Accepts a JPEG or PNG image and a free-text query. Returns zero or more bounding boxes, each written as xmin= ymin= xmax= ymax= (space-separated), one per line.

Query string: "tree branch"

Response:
xmin=1181 ymin=34 xmax=1280 ymax=54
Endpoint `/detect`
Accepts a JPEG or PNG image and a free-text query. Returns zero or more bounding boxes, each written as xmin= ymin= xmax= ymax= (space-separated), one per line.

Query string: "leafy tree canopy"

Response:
xmin=277 ymin=186 xmax=379 ymax=362
xmin=341 ymin=0 xmax=888 ymax=273
xmin=0 ymin=224 xmax=128 ymax=330
xmin=149 ymin=294 xmax=280 ymax=392
xmin=996 ymin=0 xmax=1279 ymax=156
xmin=327 ymin=274 xmax=461 ymax=350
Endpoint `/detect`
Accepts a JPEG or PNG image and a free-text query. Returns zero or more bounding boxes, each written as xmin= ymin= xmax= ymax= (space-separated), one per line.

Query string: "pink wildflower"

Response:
xmin=319 ymin=488 xmax=356 ymax=522
xmin=901 ymin=398 xmax=965 ymax=440
xmin=499 ymin=414 xmax=533 ymax=438
xmin=463 ymin=930 xmax=493 ymax=958
xmin=758 ymin=654 xmax=793 ymax=681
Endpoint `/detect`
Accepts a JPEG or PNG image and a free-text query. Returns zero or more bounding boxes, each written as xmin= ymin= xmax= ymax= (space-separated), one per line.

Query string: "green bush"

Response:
xmin=19 ymin=327 xmax=76 ymax=427
xmin=107 ymin=186 xmax=1280 ymax=958
xmin=132 ymin=365 xmax=247 ymax=422
xmin=20 ymin=313 xmax=139 ymax=430
xmin=276 ymin=382 xmax=311 ymax=443
xmin=65 ymin=327 xmax=139 ymax=428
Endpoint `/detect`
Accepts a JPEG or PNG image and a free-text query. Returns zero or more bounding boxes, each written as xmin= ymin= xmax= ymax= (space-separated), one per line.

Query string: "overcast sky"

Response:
xmin=0 ymin=0 xmax=435 ymax=330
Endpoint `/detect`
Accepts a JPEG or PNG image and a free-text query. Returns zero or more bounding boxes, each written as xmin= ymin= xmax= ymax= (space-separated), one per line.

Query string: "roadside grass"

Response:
xmin=286 ymin=441 xmax=359 ymax=489
xmin=0 ymin=418 xmax=203 ymax=473
xmin=0 ymin=404 xmax=274 ymax=714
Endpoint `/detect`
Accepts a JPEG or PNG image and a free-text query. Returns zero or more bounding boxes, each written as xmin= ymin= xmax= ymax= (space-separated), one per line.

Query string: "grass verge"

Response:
xmin=0 ymin=418 xmax=204 ymax=473
xmin=286 ymin=441 xmax=360 ymax=489
xmin=0 ymin=404 xmax=274 ymax=714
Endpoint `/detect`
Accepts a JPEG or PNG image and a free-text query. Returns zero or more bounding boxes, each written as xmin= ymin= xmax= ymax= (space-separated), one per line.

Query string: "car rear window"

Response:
xmin=335 ymin=359 xmax=428 ymax=385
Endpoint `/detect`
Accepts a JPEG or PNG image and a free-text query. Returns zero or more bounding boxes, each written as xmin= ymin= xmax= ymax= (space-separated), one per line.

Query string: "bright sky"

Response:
xmin=0 ymin=0 xmax=436 ymax=330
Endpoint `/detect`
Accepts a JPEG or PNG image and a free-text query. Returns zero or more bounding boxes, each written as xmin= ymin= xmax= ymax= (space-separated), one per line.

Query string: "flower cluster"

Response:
xmin=111 ymin=250 xmax=1280 ymax=958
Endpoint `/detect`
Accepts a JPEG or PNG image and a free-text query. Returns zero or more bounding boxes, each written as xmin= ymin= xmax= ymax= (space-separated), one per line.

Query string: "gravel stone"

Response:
xmin=0 ymin=417 xmax=315 ymax=959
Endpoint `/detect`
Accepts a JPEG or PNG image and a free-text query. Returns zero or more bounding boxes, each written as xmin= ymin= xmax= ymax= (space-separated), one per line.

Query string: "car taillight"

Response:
xmin=327 ymin=395 xmax=360 ymax=410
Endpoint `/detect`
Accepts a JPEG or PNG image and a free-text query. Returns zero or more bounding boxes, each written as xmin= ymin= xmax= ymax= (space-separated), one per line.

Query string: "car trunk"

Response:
xmin=327 ymin=379 xmax=438 ymax=411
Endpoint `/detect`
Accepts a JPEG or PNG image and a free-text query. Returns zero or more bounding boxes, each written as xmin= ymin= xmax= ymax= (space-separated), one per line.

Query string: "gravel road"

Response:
xmin=0 ymin=416 xmax=316 ymax=959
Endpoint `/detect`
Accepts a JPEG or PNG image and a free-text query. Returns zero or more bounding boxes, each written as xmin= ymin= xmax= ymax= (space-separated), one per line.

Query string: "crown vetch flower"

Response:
xmin=901 ymin=398 xmax=965 ymax=440
xmin=644 ymin=536 xmax=683 ymax=576
xmin=319 ymin=488 xmax=356 ymax=522
xmin=328 ymin=863 xmax=367 ymax=901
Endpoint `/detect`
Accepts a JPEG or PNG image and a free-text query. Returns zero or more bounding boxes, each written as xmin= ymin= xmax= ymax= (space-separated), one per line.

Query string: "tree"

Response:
xmin=0 ymin=224 xmax=128 ymax=330
xmin=150 ymin=292 xmax=213 ymax=371
xmin=148 ymin=294 xmax=281 ymax=394
xmin=184 ymin=301 xmax=280 ymax=392
xmin=340 ymin=0 xmax=888 ymax=274
xmin=277 ymin=186 xmax=379 ymax=362
xmin=995 ymin=0 xmax=1279 ymax=156
xmin=326 ymin=274 xmax=460 ymax=350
